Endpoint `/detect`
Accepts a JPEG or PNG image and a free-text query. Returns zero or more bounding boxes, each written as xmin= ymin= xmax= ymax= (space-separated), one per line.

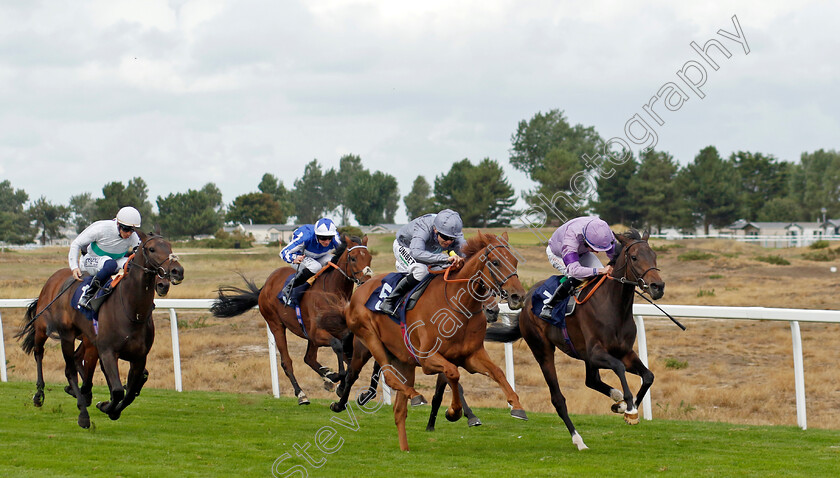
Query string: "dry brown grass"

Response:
xmin=3 ymin=231 xmax=840 ymax=429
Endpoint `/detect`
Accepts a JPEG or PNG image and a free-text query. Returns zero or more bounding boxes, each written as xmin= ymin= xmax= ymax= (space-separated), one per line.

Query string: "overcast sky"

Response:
xmin=1 ymin=1 xmax=838 ymax=224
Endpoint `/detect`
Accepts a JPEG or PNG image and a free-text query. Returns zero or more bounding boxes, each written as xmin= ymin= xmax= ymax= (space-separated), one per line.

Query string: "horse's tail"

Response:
xmin=210 ymin=276 xmax=261 ymax=318
xmin=317 ymin=295 xmax=350 ymax=340
xmin=15 ymin=299 xmax=40 ymax=355
xmin=484 ymin=311 xmax=522 ymax=343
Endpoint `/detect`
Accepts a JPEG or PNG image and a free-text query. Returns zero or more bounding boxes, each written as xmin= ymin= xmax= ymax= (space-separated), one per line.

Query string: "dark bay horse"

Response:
xmin=16 ymin=231 xmax=184 ymax=428
xmin=485 ymin=230 xmax=664 ymax=450
xmin=321 ymin=232 xmax=526 ymax=451
xmin=211 ymin=235 xmax=372 ymax=404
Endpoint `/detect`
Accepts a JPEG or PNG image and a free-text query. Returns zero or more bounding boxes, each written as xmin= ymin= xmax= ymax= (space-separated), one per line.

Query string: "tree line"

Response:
xmin=2 ymin=107 xmax=836 ymax=244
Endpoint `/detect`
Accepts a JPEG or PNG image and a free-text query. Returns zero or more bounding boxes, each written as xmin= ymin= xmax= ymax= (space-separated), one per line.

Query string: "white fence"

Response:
xmin=2 ymin=299 xmax=838 ymax=430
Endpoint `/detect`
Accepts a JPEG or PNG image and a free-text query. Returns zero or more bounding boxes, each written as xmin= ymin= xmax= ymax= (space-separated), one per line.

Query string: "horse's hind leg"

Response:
xmin=459 ymin=382 xmax=481 ymax=427
xmin=330 ymin=340 xmax=370 ymax=413
xmin=65 ymin=339 xmax=96 ymax=407
xmin=32 ymin=325 xmax=48 ymax=407
xmin=329 ymin=337 xmax=345 ymax=380
xmin=524 ymin=335 xmax=586 ymax=450
xmin=60 ymin=336 xmax=90 ymax=428
xmin=426 ymin=373 xmax=447 ymax=432
xmin=270 ymin=323 xmax=308 ymax=405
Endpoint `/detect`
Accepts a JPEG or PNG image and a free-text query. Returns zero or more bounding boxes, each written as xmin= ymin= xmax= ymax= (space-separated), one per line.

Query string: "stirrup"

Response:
xmin=539 ymin=305 xmax=553 ymax=319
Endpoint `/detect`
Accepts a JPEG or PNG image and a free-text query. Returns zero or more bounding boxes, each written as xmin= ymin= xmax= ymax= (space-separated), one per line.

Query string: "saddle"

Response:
xmin=365 ymin=273 xmax=434 ymax=323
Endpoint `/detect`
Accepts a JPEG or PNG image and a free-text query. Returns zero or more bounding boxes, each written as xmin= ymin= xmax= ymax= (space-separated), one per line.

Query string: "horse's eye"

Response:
xmin=492 ymin=260 xmax=500 ymax=267
xmin=149 ymin=247 xmax=155 ymax=253
xmin=349 ymin=256 xmax=355 ymax=262
xmin=631 ymin=255 xmax=637 ymax=261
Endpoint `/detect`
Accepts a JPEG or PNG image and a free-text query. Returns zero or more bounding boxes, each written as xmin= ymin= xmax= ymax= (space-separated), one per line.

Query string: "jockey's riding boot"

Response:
xmin=539 ymin=277 xmax=579 ymax=320
xmin=78 ymin=278 xmax=104 ymax=310
xmin=284 ymin=268 xmax=315 ymax=304
xmin=379 ymin=275 xmax=420 ymax=316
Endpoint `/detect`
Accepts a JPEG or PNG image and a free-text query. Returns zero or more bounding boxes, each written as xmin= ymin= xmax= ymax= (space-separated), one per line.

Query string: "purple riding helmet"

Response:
xmin=582 ymin=218 xmax=615 ymax=251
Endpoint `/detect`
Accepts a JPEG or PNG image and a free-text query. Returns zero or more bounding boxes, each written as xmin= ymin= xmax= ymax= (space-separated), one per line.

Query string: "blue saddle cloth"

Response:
xmin=364 ymin=273 xmax=432 ymax=325
xmin=70 ymin=276 xmax=116 ymax=323
xmin=531 ymin=275 xmax=574 ymax=328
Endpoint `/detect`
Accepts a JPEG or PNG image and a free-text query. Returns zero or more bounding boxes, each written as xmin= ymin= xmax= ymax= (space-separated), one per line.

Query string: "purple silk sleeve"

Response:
xmin=562 ymin=251 xmax=580 ymax=266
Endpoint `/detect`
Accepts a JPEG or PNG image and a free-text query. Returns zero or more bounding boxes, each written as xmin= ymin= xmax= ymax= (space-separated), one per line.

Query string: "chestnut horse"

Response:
xmin=321 ymin=232 xmax=526 ymax=451
xmin=211 ymin=235 xmax=372 ymax=404
xmin=16 ymin=231 xmax=184 ymax=428
xmin=485 ymin=230 xmax=664 ymax=450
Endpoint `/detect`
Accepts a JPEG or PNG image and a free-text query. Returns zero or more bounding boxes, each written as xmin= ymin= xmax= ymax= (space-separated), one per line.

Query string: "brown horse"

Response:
xmin=211 ymin=235 xmax=372 ymax=404
xmin=15 ymin=231 xmax=184 ymax=428
xmin=321 ymin=232 xmax=527 ymax=451
xmin=485 ymin=230 xmax=664 ymax=450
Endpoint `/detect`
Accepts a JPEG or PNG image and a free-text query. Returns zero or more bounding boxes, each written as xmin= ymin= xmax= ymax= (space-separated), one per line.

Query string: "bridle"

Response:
xmin=439 ymin=242 xmax=519 ymax=309
xmin=130 ymin=236 xmax=180 ymax=282
xmin=328 ymin=244 xmax=371 ymax=286
xmin=610 ymin=239 xmax=659 ymax=293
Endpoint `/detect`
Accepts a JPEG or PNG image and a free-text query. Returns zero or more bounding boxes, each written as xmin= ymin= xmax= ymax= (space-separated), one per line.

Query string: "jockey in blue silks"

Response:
xmin=279 ymin=218 xmax=342 ymax=303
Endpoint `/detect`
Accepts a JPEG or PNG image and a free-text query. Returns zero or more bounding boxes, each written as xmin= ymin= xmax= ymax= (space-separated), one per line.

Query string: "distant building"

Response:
xmin=224 ymin=224 xmax=298 ymax=245
xmin=727 ymin=220 xmax=827 ymax=247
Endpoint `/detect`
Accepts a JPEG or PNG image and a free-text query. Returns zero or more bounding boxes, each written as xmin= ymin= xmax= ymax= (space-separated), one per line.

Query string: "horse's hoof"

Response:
xmin=410 ymin=395 xmax=427 ymax=407
xmin=425 ymin=425 xmax=435 ymax=432
xmin=323 ymin=380 xmax=337 ymax=393
xmin=357 ymin=389 xmax=376 ymax=406
xmin=78 ymin=415 xmax=90 ymax=429
xmin=330 ymin=402 xmax=346 ymax=413
xmin=468 ymin=417 xmax=482 ymax=427
xmin=96 ymin=401 xmax=110 ymax=413
xmin=298 ymin=396 xmax=310 ymax=406
xmin=624 ymin=410 xmax=640 ymax=425
xmin=445 ymin=407 xmax=463 ymax=422
xmin=510 ymin=408 xmax=528 ymax=421
xmin=611 ymin=401 xmax=628 ymax=414
xmin=33 ymin=392 xmax=44 ymax=408
xmin=572 ymin=432 xmax=589 ymax=451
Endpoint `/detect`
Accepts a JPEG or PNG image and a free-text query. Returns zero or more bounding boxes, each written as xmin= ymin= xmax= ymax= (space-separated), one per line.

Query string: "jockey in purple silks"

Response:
xmin=540 ymin=216 xmax=616 ymax=319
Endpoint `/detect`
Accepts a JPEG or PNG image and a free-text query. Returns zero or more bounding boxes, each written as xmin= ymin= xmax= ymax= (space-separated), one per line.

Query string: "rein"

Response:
xmin=434 ymin=243 xmax=519 ymax=311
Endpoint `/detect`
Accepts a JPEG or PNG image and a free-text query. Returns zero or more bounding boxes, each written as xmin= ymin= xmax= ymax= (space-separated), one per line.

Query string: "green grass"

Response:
xmin=754 ymin=255 xmax=791 ymax=266
xmin=677 ymin=250 xmax=715 ymax=261
xmin=1 ymin=382 xmax=838 ymax=477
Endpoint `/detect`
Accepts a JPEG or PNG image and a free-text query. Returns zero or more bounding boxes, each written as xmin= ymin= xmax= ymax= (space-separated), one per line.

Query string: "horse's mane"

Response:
xmin=460 ymin=232 xmax=496 ymax=259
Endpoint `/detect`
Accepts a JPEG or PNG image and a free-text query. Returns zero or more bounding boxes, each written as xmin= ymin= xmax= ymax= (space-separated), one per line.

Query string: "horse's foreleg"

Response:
xmin=112 ymin=359 xmax=148 ymax=417
xmin=583 ymin=362 xmax=626 ymax=412
xmin=329 ymin=337 xmax=345 ymax=381
xmin=301 ymin=340 xmax=335 ymax=392
xmin=459 ymin=382 xmax=482 ymax=427
xmin=393 ymin=390 xmax=410 ymax=451
xmin=419 ymin=354 xmax=462 ymax=422
xmin=95 ymin=349 xmax=125 ymax=420
xmin=587 ymin=344 xmax=638 ymax=424
xmin=355 ymin=357 xmax=379 ymax=406
xmin=352 ymin=326 xmax=421 ymax=402
xmin=463 ymin=348 xmax=527 ymax=420
xmin=330 ymin=342 xmax=369 ymax=412
xmin=624 ymin=351 xmax=654 ymax=409
xmin=60 ymin=337 xmax=90 ymax=428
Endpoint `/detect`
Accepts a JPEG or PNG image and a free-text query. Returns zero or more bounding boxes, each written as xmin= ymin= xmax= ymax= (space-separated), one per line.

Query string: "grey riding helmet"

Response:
xmin=433 ymin=209 xmax=463 ymax=238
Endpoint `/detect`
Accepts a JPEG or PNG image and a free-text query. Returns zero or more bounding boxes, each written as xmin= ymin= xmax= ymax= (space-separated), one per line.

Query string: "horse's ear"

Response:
xmin=362 ymin=235 xmax=368 ymax=246
xmin=342 ymin=234 xmax=350 ymax=244
xmin=154 ymin=224 xmax=162 ymax=236
xmin=136 ymin=229 xmax=148 ymax=242
xmin=642 ymin=230 xmax=650 ymax=241
xmin=501 ymin=231 xmax=509 ymax=241
xmin=613 ymin=231 xmax=626 ymax=244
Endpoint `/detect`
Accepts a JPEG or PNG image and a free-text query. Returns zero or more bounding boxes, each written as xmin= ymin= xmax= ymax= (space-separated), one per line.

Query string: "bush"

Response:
xmin=809 ymin=240 xmax=830 ymax=249
xmin=754 ymin=255 xmax=790 ymax=266
xmin=678 ymin=250 xmax=715 ymax=261
xmin=180 ymin=229 xmax=254 ymax=249
xmin=338 ymin=225 xmax=364 ymax=239
xmin=664 ymin=358 xmax=688 ymax=369
xmin=697 ymin=288 xmax=715 ymax=297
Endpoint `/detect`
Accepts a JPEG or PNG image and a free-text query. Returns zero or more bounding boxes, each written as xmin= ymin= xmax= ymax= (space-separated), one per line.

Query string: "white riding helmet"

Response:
xmin=314 ymin=218 xmax=337 ymax=238
xmin=116 ymin=206 xmax=142 ymax=228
